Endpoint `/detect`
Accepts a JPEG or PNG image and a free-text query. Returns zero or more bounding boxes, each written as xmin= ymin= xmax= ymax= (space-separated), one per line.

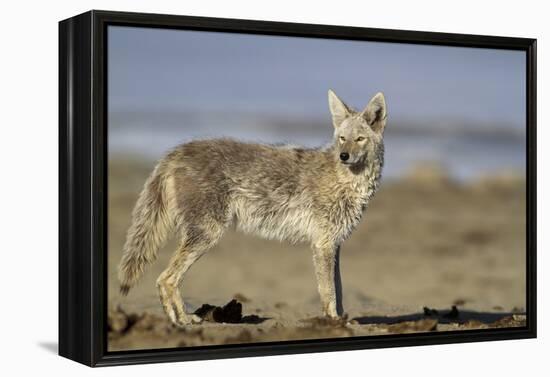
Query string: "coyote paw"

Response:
xmin=174 ymin=313 xmax=203 ymax=327
xmin=189 ymin=314 xmax=203 ymax=324
xmin=322 ymin=313 xmax=349 ymax=325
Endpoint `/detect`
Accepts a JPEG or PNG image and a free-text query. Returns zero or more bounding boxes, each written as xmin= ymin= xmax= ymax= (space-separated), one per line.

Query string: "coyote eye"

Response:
xmin=339 ymin=136 xmax=346 ymax=142
xmin=355 ymin=136 xmax=365 ymax=142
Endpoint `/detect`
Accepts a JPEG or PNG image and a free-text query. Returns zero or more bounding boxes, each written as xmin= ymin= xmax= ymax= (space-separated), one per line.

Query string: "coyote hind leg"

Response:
xmin=157 ymin=225 xmax=223 ymax=326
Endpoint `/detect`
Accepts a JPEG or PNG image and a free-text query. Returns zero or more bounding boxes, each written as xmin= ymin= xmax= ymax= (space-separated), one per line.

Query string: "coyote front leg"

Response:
xmin=312 ymin=242 xmax=344 ymax=318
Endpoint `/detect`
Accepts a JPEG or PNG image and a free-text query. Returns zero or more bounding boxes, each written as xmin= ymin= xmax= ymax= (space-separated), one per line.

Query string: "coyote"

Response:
xmin=118 ymin=90 xmax=387 ymax=326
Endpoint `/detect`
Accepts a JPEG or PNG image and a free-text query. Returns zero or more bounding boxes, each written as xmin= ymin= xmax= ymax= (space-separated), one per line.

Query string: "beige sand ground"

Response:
xmin=107 ymin=158 xmax=526 ymax=351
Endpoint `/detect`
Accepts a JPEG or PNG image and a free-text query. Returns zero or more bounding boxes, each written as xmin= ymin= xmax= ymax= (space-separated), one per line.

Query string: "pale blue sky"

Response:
xmin=108 ymin=25 xmax=526 ymax=128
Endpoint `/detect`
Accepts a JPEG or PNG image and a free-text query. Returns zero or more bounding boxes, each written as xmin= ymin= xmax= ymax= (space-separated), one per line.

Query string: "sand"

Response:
xmin=107 ymin=158 xmax=526 ymax=351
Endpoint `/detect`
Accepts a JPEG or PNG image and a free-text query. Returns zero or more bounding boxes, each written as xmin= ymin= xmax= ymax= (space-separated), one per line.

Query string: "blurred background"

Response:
xmin=107 ymin=26 xmax=527 ymax=351
xmin=108 ymin=26 xmax=526 ymax=180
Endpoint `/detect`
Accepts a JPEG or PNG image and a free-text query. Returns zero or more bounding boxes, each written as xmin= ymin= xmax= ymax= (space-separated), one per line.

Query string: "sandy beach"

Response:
xmin=107 ymin=158 xmax=526 ymax=351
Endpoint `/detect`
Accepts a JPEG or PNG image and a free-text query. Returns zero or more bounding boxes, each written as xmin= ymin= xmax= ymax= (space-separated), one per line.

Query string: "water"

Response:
xmin=109 ymin=112 xmax=526 ymax=182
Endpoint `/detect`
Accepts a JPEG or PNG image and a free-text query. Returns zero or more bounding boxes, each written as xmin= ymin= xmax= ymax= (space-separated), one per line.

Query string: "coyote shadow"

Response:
xmin=240 ymin=315 xmax=270 ymax=324
xmin=353 ymin=309 xmax=521 ymax=325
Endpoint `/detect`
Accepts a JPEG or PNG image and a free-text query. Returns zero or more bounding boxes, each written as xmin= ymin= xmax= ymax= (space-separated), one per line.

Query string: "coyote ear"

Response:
xmin=328 ymin=89 xmax=352 ymax=128
xmin=362 ymin=92 xmax=387 ymax=134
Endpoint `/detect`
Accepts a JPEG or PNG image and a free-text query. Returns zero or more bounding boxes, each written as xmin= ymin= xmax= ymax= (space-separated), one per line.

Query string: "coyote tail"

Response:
xmin=118 ymin=165 xmax=173 ymax=295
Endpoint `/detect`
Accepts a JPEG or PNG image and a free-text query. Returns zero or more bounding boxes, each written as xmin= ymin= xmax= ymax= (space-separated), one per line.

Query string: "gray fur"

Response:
xmin=118 ymin=90 xmax=387 ymax=325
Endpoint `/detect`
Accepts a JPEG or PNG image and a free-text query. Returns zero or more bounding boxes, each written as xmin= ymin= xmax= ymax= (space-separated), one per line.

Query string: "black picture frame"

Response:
xmin=59 ymin=10 xmax=537 ymax=367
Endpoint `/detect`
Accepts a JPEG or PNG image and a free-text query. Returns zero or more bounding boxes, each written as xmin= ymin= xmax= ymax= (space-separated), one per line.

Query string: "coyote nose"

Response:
xmin=340 ymin=152 xmax=350 ymax=161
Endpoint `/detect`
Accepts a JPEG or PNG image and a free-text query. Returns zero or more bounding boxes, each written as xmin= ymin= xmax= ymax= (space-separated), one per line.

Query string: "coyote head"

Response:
xmin=328 ymin=90 xmax=387 ymax=168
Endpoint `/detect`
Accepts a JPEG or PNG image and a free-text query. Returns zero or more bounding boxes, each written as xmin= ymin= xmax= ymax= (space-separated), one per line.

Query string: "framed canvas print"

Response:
xmin=59 ymin=10 xmax=536 ymax=367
